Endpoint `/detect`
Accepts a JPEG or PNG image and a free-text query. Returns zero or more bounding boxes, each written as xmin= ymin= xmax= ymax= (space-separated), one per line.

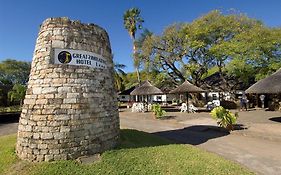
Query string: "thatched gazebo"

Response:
xmin=246 ymin=68 xmax=281 ymax=110
xmin=246 ymin=68 xmax=281 ymax=94
xmin=170 ymin=81 xmax=205 ymax=111
xmin=130 ymin=80 xmax=163 ymax=105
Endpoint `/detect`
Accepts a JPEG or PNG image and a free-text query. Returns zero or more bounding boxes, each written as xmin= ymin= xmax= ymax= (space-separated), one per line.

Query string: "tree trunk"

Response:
xmin=133 ymin=39 xmax=141 ymax=83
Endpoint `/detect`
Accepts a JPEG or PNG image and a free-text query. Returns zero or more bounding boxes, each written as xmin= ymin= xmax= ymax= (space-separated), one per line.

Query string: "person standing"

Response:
xmin=241 ymin=94 xmax=248 ymax=111
xmin=260 ymin=94 xmax=265 ymax=108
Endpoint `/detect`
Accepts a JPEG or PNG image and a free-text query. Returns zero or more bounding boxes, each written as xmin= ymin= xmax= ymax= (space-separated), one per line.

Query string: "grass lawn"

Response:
xmin=0 ymin=129 xmax=253 ymax=175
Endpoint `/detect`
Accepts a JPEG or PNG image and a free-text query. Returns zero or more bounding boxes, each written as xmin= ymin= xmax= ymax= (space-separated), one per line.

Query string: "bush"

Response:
xmin=8 ymin=84 xmax=26 ymax=105
xmin=194 ymin=100 xmax=205 ymax=107
xmin=0 ymin=105 xmax=21 ymax=113
xmin=152 ymin=104 xmax=166 ymax=119
xmin=210 ymin=106 xmax=238 ymax=131
xmin=220 ymin=100 xmax=238 ymax=109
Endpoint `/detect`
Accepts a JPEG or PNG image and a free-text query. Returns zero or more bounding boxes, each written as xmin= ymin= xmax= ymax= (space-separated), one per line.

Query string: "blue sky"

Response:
xmin=0 ymin=0 xmax=280 ymax=72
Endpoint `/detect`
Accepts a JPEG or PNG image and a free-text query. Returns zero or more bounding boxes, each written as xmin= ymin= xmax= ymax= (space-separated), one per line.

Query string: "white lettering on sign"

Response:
xmin=53 ymin=48 xmax=107 ymax=69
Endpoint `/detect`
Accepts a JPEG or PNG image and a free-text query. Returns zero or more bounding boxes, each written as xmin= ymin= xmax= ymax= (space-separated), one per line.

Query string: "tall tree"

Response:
xmin=223 ymin=26 xmax=281 ymax=81
xmin=135 ymin=29 xmax=153 ymax=77
xmin=140 ymin=24 xmax=187 ymax=84
xmin=123 ymin=7 xmax=144 ymax=83
xmin=139 ymin=10 xmax=273 ymax=90
xmin=114 ymin=62 xmax=127 ymax=92
xmin=0 ymin=59 xmax=31 ymax=85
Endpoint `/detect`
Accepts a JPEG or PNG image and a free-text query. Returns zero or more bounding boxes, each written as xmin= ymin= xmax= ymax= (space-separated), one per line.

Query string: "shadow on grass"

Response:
xmin=269 ymin=116 xmax=281 ymax=123
xmin=0 ymin=112 xmax=20 ymax=124
xmin=116 ymin=129 xmax=174 ymax=149
xmin=153 ymin=125 xmax=230 ymax=145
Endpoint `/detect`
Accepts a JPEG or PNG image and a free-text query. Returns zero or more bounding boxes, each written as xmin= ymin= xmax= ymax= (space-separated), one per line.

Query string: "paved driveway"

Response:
xmin=0 ymin=113 xmax=19 ymax=136
xmin=120 ymin=109 xmax=281 ymax=175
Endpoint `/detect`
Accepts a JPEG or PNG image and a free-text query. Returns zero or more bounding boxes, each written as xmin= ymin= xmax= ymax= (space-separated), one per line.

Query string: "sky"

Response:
xmin=0 ymin=0 xmax=281 ymax=72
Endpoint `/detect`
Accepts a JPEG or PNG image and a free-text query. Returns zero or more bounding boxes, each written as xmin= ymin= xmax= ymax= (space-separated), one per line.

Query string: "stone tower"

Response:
xmin=16 ymin=17 xmax=119 ymax=162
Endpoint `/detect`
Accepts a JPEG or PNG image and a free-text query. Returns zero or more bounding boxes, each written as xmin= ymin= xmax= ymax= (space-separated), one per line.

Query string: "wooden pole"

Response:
xmin=186 ymin=92 xmax=189 ymax=113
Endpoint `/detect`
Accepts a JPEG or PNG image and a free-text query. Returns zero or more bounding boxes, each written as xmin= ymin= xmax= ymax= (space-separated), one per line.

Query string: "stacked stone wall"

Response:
xmin=16 ymin=17 xmax=119 ymax=162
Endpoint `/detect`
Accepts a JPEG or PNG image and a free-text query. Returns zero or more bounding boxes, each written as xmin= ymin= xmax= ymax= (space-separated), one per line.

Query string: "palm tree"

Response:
xmin=114 ymin=63 xmax=127 ymax=92
xmin=123 ymin=7 xmax=144 ymax=83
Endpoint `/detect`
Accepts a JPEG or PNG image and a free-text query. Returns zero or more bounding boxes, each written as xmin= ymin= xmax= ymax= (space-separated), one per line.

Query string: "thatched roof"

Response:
xmin=130 ymin=80 xmax=163 ymax=95
xmin=246 ymin=68 xmax=281 ymax=94
xmin=118 ymin=86 xmax=136 ymax=95
xmin=169 ymin=81 xmax=205 ymax=94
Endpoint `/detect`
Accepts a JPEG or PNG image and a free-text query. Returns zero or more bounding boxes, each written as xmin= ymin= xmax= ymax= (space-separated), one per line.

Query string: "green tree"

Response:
xmin=223 ymin=26 xmax=281 ymax=81
xmin=123 ymin=7 xmax=144 ymax=83
xmin=8 ymin=84 xmax=26 ymax=105
xmin=139 ymin=10 xmax=280 ymax=91
xmin=0 ymin=59 xmax=31 ymax=85
xmin=135 ymin=29 xmax=153 ymax=74
xmin=184 ymin=10 xmax=259 ymax=86
xmin=114 ymin=62 xmax=127 ymax=92
xmin=140 ymin=24 xmax=187 ymax=84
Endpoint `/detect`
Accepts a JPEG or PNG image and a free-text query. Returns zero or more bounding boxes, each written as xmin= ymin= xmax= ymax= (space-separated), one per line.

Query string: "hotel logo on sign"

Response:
xmin=54 ymin=48 xmax=107 ymax=69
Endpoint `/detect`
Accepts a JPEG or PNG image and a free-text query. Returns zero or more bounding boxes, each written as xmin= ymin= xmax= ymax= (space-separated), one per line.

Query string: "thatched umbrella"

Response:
xmin=130 ymin=81 xmax=163 ymax=110
xmin=170 ymin=81 xmax=205 ymax=111
xmin=246 ymin=68 xmax=281 ymax=94
xmin=130 ymin=80 xmax=163 ymax=96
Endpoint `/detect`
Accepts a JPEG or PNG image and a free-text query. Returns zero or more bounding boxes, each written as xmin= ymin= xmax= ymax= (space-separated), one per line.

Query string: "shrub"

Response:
xmin=210 ymin=106 xmax=238 ymax=131
xmin=220 ymin=100 xmax=238 ymax=109
xmin=194 ymin=100 xmax=205 ymax=107
xmin=151 ymin=104 xmax=166 ymax=119
xmin=0 ymin=105 xmax=21 ymax=113
xmin=8 ymin=84 xmax=26 ymax=105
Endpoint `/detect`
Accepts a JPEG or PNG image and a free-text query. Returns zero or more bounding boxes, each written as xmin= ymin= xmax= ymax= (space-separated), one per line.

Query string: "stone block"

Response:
xmin=60 ymin=126 xmax=71 ymax=132
xmin=24 ymin=99 xmax=36 ymax=105
xmin=41 ymin=133 xmax=53 ymax=140
xmin=58 ymin=87 xmax=71 ymax=93
xmin=32 ymin=115 xmax=47 ymax=121
xmin=32 ymin=87 xmax=42 ymax=94
xmin=33 ymin=133 xmax=40 ymax=139
xmin=49 ymin=149 xmax=60 ymax=155
xmin=54 ymin=114 xmax=70 ymax=121
xmin=36 ymin=99 xmax=48 ymax=105
xmin=37 ymin=121 xmax=46 ymax=126
xmin=54 ymin=154 xmax=67 ymax=161
xmin=36 ymin=155 xmax=45 ymax=162
xmin=67 ymin=93 xmax=80 ymax=98
xmin=54 ymin=132 xmax=65 ymax=140
xmin=38 ymin=144 xmax=48 ymax=150
xmin=63 ymin=98 xmax=77 ymax=104
xmin=44 ymin=94 xmax=55 ymax=98
xmin=45 ymin=155 xmax=54 ymax=162
xmin=60 ymin=104 xmax=72 ymax=109
xmin=48 ymin=98 xmax=63 ymax=104
xmin=40 ymin=149 xmax=48 ymax=155
xmin=52 ymin=40 xmax=64 ymax=48
xmin=20 ymin=119 xmax=28 ymax=125
xmin=42 ymin=87 xmax=57 ymax=94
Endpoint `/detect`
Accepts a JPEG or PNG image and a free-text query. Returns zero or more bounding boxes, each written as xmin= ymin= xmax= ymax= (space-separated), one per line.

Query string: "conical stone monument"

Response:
xmin=16 ymin=17 xmax=120 ymax=162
